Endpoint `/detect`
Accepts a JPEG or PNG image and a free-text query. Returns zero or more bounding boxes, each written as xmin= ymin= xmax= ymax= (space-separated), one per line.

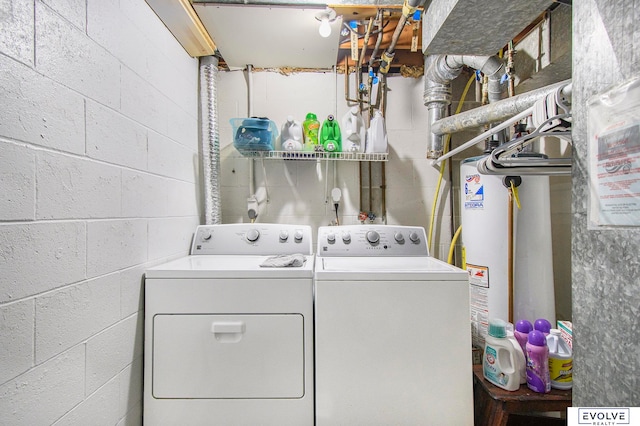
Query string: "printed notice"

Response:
xmin=594 ymin=124 xmax=640 ymax=225
xmin=468 ymin=263 xmax=489 ymax=347
xmin=588 ymin=76 xmax=640 ymax=227
xmin=464 ymin=174 xmax=484 ymax=210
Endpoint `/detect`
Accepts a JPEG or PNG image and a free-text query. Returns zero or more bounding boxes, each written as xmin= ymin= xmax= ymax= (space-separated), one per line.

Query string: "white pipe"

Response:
xmin=432 ymin=106 xmax=535 ymax=166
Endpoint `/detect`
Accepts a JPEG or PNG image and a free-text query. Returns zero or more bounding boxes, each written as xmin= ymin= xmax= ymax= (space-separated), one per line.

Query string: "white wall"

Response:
xmin=0 ymin=1 xmax=199 ymax=425
xmin=217 ymin=70 xmax=455 ymax=258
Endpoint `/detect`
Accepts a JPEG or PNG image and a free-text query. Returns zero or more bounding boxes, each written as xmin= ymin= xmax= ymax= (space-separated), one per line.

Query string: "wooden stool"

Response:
xmin=473 ymin=365 xmax=572 ymax=426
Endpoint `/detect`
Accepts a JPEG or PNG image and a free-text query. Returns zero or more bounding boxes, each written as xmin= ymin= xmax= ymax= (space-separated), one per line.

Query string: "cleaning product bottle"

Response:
xmin=547 ymin=328 xmax=573 ymax=389
xmin=280 ymin=115 xmax=303 ymax=151
xmin=320 ymin=115 xmax=342 ymax=154
xmin=514 ymin=319 xmax=533 ymax=355
xmin=526 ymin=330 xmax=551 ymax=393
xmin=534 ymin=318 xmax=552 ymax=335
xmin=505 ymin=323 xmax=527 ymax=385
xmin=302 ymin=113 xmax=321 ymax=152
xmin=483 ymin=318 xmax=521 ymax=391
xmin=366 ymin=109 xmax=388 ymax=153
xmin=341 ymin=106 xmax=366 ymax=152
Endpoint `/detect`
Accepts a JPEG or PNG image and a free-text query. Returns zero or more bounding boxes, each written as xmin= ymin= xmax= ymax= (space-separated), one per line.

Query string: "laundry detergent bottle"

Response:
xmin=534 ymin=318 xmax=552 ymax=335
xmin=302 ymin=113 xmax=321 ymax=152
xmin=341 ymin=106 xmax=366 ymax=152
xmin=514 ymin=319 xmax=533 ymax=355
xmin=366 ymin=109 xmax=388 ymax=153
xmin=506 ymin=324 xmax=527 ymax=385
xmin=280 ymin=115 xmax=303 ymax=151
xmin=526 ymin=330 xmax=551 ymax=393
xmin=483 ymin=319 xmax=521 ymax=391
xmin=320 ymin=115 xmax=342 ymax=154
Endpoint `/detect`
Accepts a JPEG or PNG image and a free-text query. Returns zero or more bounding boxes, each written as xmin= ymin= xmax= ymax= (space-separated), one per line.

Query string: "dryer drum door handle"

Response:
xmin=211 ymin=321 xmax=246 ymax=334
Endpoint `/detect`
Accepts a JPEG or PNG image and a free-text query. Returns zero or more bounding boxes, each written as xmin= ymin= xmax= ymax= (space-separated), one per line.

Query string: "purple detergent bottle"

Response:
xmin=534 ymin=318 xmax=552 ymax=335
xmin=514 ymin=319 xmax=533 ymax=355
xmin=526 ymin=330 xmax=551 ymax=393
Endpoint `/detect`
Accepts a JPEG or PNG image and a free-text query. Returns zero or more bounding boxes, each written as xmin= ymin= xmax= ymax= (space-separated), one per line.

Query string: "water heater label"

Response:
xmin=464 ymin=174 xmax=484 ymax=209
xmin=468 ymin=263 xmax=489 ymax=348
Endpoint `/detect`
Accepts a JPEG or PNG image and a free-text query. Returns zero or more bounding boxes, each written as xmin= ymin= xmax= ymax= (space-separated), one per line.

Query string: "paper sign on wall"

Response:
xmin=587 ymin=76 xmax=640 ymax=227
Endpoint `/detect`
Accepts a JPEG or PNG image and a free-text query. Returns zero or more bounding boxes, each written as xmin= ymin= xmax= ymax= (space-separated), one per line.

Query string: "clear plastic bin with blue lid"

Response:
xmin=230 ymin=117 xmax=278 ymax=153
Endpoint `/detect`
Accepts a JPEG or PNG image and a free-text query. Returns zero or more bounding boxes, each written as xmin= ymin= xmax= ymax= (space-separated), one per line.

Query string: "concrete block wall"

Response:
xmin=217 ymin=70 xmax=456 ymax=258
xmin=0 ymin=1 xmax=199 ymax=425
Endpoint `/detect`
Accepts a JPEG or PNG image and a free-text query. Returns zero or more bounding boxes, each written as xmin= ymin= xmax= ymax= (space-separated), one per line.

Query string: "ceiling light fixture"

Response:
xmin=316 ymin=8 xmax=337 ymax=38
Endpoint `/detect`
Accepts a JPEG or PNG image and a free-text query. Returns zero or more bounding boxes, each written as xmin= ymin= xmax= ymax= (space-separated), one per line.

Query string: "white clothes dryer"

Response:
xmin=314 ymin=225 xmax=473 ymax=426
xmin=144 ymin=223 xmax=314 ymax=426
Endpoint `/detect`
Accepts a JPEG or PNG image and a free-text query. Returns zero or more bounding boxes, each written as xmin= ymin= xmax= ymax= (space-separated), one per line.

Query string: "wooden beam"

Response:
xmin=145 ymin=0 xmax=216 ymax=57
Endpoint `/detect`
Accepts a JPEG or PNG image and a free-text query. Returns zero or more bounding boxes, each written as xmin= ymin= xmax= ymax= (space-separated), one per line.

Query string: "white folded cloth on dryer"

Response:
xmin=260 ymin=254 xmax=307 ymax=268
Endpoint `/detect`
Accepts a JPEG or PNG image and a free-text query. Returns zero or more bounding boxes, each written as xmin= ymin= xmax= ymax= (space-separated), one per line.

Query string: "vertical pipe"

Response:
xmin=199 ymin=55 xmax=221 ymax=225
xmin=247 ymin=65 xmax=255 ymax=198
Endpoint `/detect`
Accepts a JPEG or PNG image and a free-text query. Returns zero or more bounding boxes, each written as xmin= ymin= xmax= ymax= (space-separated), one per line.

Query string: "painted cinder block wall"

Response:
xmin=0 ymin=1 xmax=200 ymax=425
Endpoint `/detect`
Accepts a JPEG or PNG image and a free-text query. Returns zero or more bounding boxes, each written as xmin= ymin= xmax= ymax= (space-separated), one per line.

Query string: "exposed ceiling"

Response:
xmin=145 ymin=0 xmax=563 ymax=77
xmin=194 ymin=4 xmax=343 ymax=70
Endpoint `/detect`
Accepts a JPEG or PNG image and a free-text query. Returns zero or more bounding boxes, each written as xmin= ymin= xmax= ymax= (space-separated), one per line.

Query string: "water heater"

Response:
xmin=461 ymin=157 xmax=556 ymax=348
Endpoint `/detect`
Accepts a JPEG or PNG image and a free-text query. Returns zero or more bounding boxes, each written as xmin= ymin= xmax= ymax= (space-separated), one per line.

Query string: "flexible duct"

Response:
xmin=432 ymin=80 xmax=572 ymax=135
xmin=199 ymin=56 xmax=222 ymax=225
xmin=424 ymin=54 xmax=505 ymax=158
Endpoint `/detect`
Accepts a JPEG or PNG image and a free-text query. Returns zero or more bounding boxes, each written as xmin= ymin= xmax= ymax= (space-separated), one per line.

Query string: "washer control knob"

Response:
xmin=279 ymin=230 xmax=289 ymax=242
xmin=246 ymin=229 xmax=260 ymax=242
xmin=294 ymin=230 xmax=304 ymax=242
xmin=342 ymin=232 xmax=351 ymax=243
xmin=394 ymin=232 xmax=404 ymax=243
xmin=327 ymin=233 xmax=336 ymax=243
xmin=366 ymin=230 xmax=380 ymax=244
xmin=202 ymin=230 xmax=213 ymax=241
xmin=409 ymin=231 xmax=420 ymax=243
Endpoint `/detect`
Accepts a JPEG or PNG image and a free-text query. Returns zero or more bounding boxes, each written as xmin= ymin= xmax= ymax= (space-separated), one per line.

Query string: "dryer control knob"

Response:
xmin=294 ymin=230 xmax=304 ymax=242
xmin=246 ymin=229 xmax=260 ymax=242
xmin=327 ymin=233 xmax=336 ymax=243
xmin=202 ymin=230 xmax=213 ymax=241
xmin=366 ymin=230 xmax=380 ymax=244
xmin=409 ymin=231 xmax=420 ymax=243
xmin=279 ymin=230 xmax=289 ymax=242
xmin=394 ymin=232 xmax=404 ymax=243
xmin=342 ymin=232 xmax=351 ymax=243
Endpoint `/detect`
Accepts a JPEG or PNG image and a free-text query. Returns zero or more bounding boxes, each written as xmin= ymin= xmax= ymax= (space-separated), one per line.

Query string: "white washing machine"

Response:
xmin=144 ymin=223 xmax=314 ymax=426
xmin=314 ymin=225 xmax=473 ymax=426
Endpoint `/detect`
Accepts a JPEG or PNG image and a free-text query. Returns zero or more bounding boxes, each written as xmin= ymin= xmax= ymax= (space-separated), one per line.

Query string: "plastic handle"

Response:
xmin=211 ymin=321 xmax=245 ymax=334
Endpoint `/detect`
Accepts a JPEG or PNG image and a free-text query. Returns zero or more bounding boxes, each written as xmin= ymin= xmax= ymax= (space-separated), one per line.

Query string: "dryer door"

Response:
xmin=152 ymin=314 xmax=305 ymax=399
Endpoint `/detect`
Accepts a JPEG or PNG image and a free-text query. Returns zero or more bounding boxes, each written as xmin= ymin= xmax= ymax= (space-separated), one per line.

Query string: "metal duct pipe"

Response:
xmin=424 ymin=54 xmax=505 ymax=159
xmin=423 ymin=55 xmax=451 ymax=158
xmin=445 ymin=55 xmax=504 ymax=103
xmin=199 ymin=55 xmax=222 ymax=225
xmin=432 ymin=79 xmax=572 ymax=135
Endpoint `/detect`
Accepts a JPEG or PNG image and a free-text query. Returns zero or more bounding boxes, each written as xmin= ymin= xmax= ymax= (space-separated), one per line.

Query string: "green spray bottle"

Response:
xmin=320 ymin=115 xmax=342 ymax=154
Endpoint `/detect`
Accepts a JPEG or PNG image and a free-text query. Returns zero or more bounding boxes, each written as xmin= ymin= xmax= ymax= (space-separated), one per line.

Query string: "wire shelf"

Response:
xmin=238 ymin=150 xmax=388 ymax=162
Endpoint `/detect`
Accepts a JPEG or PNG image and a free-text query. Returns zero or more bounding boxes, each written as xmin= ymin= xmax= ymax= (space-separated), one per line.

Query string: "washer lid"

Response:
xmin=315 ymin=256 xmax=467 ymax=281
xmin=146 ymin=255 xmax=314 ymax=279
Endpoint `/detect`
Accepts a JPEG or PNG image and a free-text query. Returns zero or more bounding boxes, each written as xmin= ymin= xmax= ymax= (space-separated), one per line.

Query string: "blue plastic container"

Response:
xmin=230 ymin=118 xmax=278 ymax=153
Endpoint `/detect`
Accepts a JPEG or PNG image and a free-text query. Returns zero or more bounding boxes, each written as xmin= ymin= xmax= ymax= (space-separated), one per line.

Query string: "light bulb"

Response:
xmin=319 ymin=18 xmax=331 ymax=38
